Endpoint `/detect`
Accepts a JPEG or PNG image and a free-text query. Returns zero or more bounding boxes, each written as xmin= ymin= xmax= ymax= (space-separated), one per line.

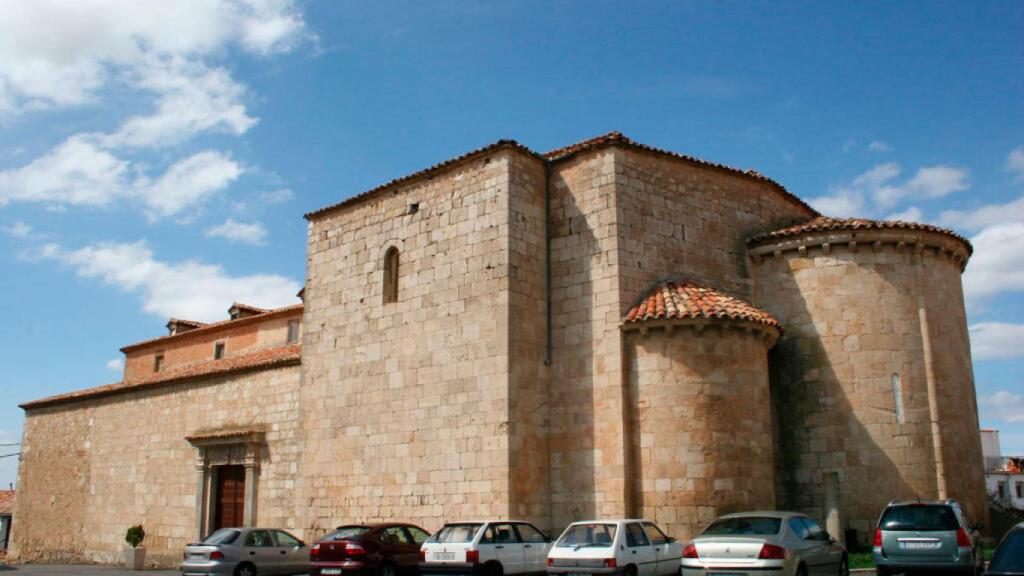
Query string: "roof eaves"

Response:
xmin=120 ymin=303 xmax=303 ymax=353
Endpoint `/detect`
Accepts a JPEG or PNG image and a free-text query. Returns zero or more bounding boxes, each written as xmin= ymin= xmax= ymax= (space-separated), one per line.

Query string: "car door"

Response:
xmin=478 ymin=523 xmax=525 ymax=574
xmin=624 ymin=522 xmax=657 ymax=576
xmin=641 ymin=522 xmax=679 ymax=576
xmin=797 ymin=518 xmax=835 ymax=576
xmin=273 ymin=529 xmax=308 ymax=575
xmin=244 ymin=529 xmax=280 ymax=575
xmin=381 ymin=526 xmax=418 ymax=572
xmin=513 ymin=523 xmax=550 ymax=572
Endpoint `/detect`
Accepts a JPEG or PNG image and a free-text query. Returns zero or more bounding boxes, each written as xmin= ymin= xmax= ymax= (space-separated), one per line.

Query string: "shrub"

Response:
xmin=125 ymin=525 xmax=145 ymax=548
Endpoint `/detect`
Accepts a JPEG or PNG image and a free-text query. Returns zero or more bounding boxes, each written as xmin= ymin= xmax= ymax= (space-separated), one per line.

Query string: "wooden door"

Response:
xmin=213 ymin=465 xmax=245 ymax=530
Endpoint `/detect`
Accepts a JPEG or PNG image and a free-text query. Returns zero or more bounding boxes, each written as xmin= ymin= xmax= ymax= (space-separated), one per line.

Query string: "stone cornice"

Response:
xmin=748 ymin=228 xmax=971 ymax=271
xmin=621 ymin=316 xmax=780 ymax=348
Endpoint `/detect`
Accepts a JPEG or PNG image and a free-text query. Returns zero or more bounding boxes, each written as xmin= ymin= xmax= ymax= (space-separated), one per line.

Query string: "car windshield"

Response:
xmin=702 ymin=517 xmax=782 ymax=536
xmin=431 ymin=524 xmax=483 ymax=543
xmin=556 ymin=524 xmax=617 ymax=547
xmin=990 ymin=530 xmax=1024 ymax=572
xmin=324 ymin=526 xmax=371 ymax=540
xmin=880 ymin=505 xmax=958 ymax=532
xmin=202 ymin=529 xmax=241 ymax=545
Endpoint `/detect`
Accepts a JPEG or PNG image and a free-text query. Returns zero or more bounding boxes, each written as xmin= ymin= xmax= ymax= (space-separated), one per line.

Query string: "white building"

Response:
xmin=982 ymin=429 xmax=1024 ymax=508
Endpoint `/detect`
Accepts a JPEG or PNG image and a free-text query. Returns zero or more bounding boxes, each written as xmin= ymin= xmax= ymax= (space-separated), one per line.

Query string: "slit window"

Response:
xmin=287 ymin=319 xmax=300 ymax=344
xmin=892 ymin=373 xmax=905 ymax=423
xmin=383 ymin=246 xmax=399 ymax=304
xmin=214 ymin=342 xmax=226 ymax=360
xmin=153 ymin=353 xmax=164 ymax=373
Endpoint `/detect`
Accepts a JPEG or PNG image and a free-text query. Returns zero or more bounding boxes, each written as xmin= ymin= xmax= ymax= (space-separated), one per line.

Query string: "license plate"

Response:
xmin=901 ymin=542 xmax=938 ymax=550
xmin=432 ymin=552 xmax=457 ymax=561
xmin=321 ymin=570 xmax=343 ymax=576
xmin=708 ymin=573 xmax=744 ymax=576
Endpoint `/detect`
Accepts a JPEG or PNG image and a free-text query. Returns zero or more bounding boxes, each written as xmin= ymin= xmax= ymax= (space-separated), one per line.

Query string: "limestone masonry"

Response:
xmin=11 ymin=132 xmax=987 ymax=566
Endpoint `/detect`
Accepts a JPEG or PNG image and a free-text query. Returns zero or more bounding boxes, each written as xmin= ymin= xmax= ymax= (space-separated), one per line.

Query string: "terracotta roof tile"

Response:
xmin=305 ymin=132 xmax=818 ymax=220
xmin=186 ymin=427 xmax=265 ymax=442
xmin=624 ymin=281 xmax=780 ymax=329
xmin=0 ymin=490 xmax=14 ymax=515
xmin=747 ymin=216 xmax=972 ymax=254
xmin=121 ymin=303 xmax=302 ymax=353
xmin=21 ymin=345 xmax=301 ymax=410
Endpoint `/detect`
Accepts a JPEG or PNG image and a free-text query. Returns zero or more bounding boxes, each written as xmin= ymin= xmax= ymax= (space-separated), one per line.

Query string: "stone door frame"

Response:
xmin=186 ymin=429 xmax=264 ymax=539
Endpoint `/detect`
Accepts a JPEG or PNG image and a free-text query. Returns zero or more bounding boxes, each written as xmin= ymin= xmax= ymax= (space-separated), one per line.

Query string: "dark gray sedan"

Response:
xmin=181 ymin=527 xmax=309 ymax=576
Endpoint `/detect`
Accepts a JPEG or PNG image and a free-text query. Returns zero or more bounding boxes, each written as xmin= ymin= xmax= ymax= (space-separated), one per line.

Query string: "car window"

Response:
xmin=787 ymin=518 xmax=810 ymax=540
xmin=245 ymin=530 xmax=274 ymax=547
xmin=642 ymin=523 xmax=669 ymax=545
xmin=515 ymin=523 xmax=548 ymax=543
xmin=556 ymin=524 xmax=617 ymax=547
xmin=703 ymin=517 xmax=782 ymax=536
xmin=431 ymin=524 xmax=483 ymax=543
xmin=275 ymin=531 xmax=302 ymax=547
xmin=800 ymin=518 xmax=827 ymax=541
xmin=325 ymin=526 xmax=371 ymax=541
xmin=406 ymin=526 xmax=431 ymax=546
xmin=382 ymin=526 xmax=413 ymax=545
xmin=990 ymin=530 xmax=1024 ymax=572
xmin=880 ymin=505 xmax=958 ymax=531
xmin=626 ymin=523 xmax=650 ymax=547
xmin=481 ymin=523 xmax=518 ymax=544
xmin=202 ymin=529 xmax=241 ymax=545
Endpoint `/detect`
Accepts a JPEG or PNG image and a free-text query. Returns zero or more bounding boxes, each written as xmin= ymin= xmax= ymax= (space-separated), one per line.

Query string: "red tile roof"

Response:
xmin=748 ymin=216 xmax=972 ymax=254
xmin=121 ymin=303 xmax=303 ymax=353
xmin=624 ymin=281 xmax=780 ymax=329
xmin=229 ymin=302 xmax=269 ymax=316
xmin=305 ymin=132 xmax=817 ymax=220
xmin=0 ymin=490 xmax=14 ymax=515
xmin=21 ymin=344 xmax=301 ymax=410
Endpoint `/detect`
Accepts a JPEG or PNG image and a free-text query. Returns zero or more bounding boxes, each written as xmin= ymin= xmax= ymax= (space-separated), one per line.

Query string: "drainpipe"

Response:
xmin=544 ymin=159 xmax=553 ymax=366
xmin=920 ymin=298 xmax=948 ymax=499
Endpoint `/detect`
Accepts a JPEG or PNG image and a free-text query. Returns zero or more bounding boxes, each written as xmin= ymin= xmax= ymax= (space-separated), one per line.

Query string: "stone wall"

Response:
xmin=11 ymin=364 xmax=301 ymax=566
xmin=624 ymin=326 xmax=777 ymax=540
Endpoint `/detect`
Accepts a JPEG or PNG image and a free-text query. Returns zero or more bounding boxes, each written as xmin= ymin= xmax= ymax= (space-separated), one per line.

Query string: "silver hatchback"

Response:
xmin=181 ymin=527 xmax=310 ymax=576
xmin=873 ymin=500 xmax=984 ymax=576
xmin=681 ymin=511 xmax=848 ymax=576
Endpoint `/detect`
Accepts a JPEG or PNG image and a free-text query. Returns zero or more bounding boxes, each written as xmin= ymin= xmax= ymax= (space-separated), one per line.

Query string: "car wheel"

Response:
xmin=875 ymin=567 xmax=889 ymax=576
xmin=380 ymin=562 xmax=398 ymax=576
xmin=623 ymin=565 xmax=637 ymax=576
xmin=484 ymin=561 xmax=503 ymax=576
xmin=838 ymin=555 xmax=849 ymax=576
xmin=796 ymin=564 xmax=808 ymax=576
xmin=235 ymin=563 xmax=257 ymax=576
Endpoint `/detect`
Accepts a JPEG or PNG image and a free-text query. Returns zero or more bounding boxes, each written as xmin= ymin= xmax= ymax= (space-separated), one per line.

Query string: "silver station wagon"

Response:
xmin=873 ymin=499 xmax=984 ymax=576
xmin=181 ymin=527 xmax=310 ymax=576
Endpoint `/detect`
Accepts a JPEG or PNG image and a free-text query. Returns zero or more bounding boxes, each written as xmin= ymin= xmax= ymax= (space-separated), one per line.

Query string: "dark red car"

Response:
xmin=311 ymin=523 xmax=432 ymax=576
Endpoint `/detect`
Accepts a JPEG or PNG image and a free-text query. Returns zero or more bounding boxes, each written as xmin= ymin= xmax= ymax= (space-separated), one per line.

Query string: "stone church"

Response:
xmin=10 ymin=132 xmax=987 ymax=566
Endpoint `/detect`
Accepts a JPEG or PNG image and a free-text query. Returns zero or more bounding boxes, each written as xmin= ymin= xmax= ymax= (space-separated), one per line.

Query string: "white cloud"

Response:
xmin=979 ymin=391 xmax=1024 ymax=423
xmin=106 ymin=358 xmax=124 ymax=371
xmin=206 ymin=218 xmax=267 ymax=245
xmin=938 ymin=195 xmax=1024 ymax=232
xmin=258 ymin=188 xmax=294 ymax=204
xmin=140 ymin=151 xmax=242 ymax=219
xmin=867 ymin=140 xmax=892 ymax=153
xmin=1008 ymin=147 xmax=1024 ymax=181
xmin=2 ymin=221 xmax=31 ymax=237
xmin=0 ymin=0 xmax=307 ymax=114
xmin=963 ymin=223 xmax=1024 ymax=302
xmin=811 ymin=162 xmax=969 ymax=217
xmin=886 ymin=206 xmax=923 ymax=222
xmin=970 ymin=323 xmax=1024 ymax=360
xmin=0 ymin=135 xmax=131 ymax=207
xmin=39 ymin=239 xmax=300 ymax=322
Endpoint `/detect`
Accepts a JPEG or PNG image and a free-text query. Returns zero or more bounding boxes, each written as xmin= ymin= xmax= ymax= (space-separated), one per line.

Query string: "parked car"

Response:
xmin=873 ymin=499 xmax=984 ymax=576
xmin=985 ymin=522 xmax=1024 ymax=576
xmin=419 ymin=520 xmax=553 ymax=576
xmin=546 ymin=519 xmax=683 ymax=576
xmin=181 ymin=527 xmax=309 ymax=576
xmin=681 ymin=511 xmax=847 ymax=576
xmin=311 ymin=523 xmax=432 ymax=576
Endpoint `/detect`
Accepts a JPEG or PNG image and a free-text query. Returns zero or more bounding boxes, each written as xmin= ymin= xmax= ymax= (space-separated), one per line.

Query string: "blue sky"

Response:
xmin=0 ymin=1 xmax=1022 ymax=488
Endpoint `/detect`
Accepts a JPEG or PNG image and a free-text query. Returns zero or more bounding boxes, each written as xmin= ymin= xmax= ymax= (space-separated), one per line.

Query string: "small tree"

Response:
xmin=125 ymin=525 xmax=146 ymax=548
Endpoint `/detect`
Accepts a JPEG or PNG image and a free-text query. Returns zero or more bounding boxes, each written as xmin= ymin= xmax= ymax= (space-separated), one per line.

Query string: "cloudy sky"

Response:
xmin=0 ymin=1 xmax=1021 ymax=488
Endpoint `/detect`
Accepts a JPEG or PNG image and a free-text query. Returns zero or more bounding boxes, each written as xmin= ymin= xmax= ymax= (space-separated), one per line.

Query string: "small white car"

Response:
xmin=546 ymin=520 xmax=683 ymax=576
xmin=420 ymin=520 xmax=553 ymax=576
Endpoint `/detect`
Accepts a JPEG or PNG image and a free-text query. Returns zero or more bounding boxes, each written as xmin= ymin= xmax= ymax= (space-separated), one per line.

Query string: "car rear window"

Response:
xmin=880 ymin=505 xmax=958 ymax=532
xmin=990 ymin=530 xmax=1024 ymax=572
xmin=702 ymin=517 xmax=782 ymax=536
xmin=324 ymin=526 xmax=371 ymax=540
xmin=202 ymin=529 xmax=241 ymax=545
xmin=431 ymin=523 xmax=483 ymax=543
xmin=556 ymin=523 xmax=618 ymax=547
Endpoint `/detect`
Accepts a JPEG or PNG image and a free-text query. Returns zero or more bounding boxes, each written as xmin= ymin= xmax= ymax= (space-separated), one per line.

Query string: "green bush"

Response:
xmin=125 ymin=524 xmax=145 ymax=548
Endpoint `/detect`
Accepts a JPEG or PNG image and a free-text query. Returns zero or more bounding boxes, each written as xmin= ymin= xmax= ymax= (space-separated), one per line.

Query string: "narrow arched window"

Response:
xmin=383 ymin=246 xmax=399 ymax=304
xmin=892 ymin=373 xmax=905 ymax=423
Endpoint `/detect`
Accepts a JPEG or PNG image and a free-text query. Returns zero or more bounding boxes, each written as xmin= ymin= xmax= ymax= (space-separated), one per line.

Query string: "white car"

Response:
xmin=546 ymin=520 xmax=683 ymax=576
xmin=420 ymin=520 xmax=553 ymax=576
